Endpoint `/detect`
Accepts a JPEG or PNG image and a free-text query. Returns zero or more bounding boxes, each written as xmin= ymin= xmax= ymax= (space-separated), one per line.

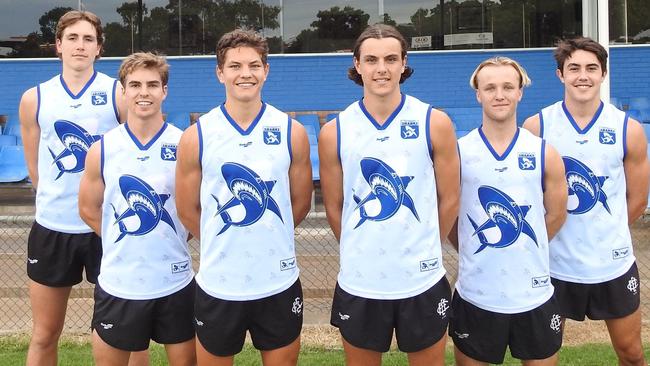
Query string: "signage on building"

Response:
xmin=411 ymin=36 xmax=432 ymax=49
xmin=444 ymin=32 xmax=494 ymax=46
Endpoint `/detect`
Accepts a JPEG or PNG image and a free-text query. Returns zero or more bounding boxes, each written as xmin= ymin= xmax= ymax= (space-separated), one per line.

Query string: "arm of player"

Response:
xmin=79 ymin=142 xmax=105 ymax=235
xmin=115 ymin=81 xmax=128 ymax=123
xmin=430 ymin=108 xmax=460 ymax=242
xmin=522 ymin=114 xmax=541 ymax=137
xmin=288 ymin=120 xmax=313 ymax=227
xmin=448 ymin=218 xmax=459 ymax=251
xmin=542 ymin=143 xmax=567 ymax=240
xmin=623 ymin=118 xmax=650 ymax=224
xmin=19 ymin=87 xmax=40 ymax=190
xmin=175 ymin=124 xmax=202 ymax=239
xmin=319 ymin=120 xmax=344 ymax=242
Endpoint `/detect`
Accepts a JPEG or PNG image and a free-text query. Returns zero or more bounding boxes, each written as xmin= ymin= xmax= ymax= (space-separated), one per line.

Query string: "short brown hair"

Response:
xmin=470 ymin=56 xmax=531 ymax=90
xmin=118 ymin=52 xmax=169 ymax=87
xmin=216 ymin=29 xmax=268 ymax=70
xmin=348 ymin=24 xmax=414 ymax=86
xmin=56 ymin=10 xmax=104 ymax=59
xmin=554 ymin=37 xmax=608 ymax=75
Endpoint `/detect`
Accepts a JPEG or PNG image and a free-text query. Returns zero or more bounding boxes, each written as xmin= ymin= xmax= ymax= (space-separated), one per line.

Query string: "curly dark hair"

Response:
xmin=554 ymin=37 xmax=608 ymax=76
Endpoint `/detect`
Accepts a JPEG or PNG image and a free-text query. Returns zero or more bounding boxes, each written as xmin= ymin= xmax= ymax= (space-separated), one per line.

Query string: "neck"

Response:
xmin=61 ymin=67 xmax=95 ymax=93
xmin=224 ymin=98 xmax=263 ymax=129
xmin=362 ymin=90 xmax=402 ymax=125
xmin=127 ymin=113 xmax=165 ymax=144
xmin=481 ymin=117 xmax=518 ymax=154
xmin=563 ymin=96 xmax=601 ymax=124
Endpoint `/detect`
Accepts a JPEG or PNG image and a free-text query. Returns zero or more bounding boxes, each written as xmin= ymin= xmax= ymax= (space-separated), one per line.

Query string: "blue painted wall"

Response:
xmin=1 ymin=45 xmax=648 ymax=125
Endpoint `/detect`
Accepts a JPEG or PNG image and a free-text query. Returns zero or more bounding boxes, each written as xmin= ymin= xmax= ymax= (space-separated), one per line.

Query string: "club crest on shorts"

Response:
xmin=518 ymin=152 xmax=536 ymax=170
xmin=91 ymin=91 xmax=108 ymax=105
xmin=111 ymin=175 xmax=177 ymax=243
xmin=212 ymin=162 xmax=283 ymax=235
xmin=467 ymin=185 xmax=538 ymax=254
xmin=352 ymin=157 xmax=420 ymax=228
xmin=563 ymin=156 xmax=610 ymax=215
xmin=161 ymin=143 xmax=177 ymax=161
xmin=599 ymin=127 xmax=616 ymax=145
xmin=48 ymin=120 xmax=101 ymax=180
xmin=263 ymin=126 xmax=281 ymax=145
xmin=400 ymin=120 xmax=419 ymax=139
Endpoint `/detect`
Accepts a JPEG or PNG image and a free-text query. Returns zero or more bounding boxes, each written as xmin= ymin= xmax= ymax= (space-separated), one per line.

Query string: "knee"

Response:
xmin=615 ymin=342 xmax=645 ymax=366
xmin=30 ymin=325 xmax=63 ymax=349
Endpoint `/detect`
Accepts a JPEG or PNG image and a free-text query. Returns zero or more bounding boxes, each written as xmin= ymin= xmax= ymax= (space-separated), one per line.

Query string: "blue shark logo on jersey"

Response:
xmin=91 ymin=91 xmax=107 ymax=105
xmin=111 ymin=175 xmax=177 ymax=243
xmin=467 ymin=186 xmax=538 ymax=254
xmin=160 ymin=143 xmax=177 ymax=161
xmin=48 ymin=120 xmax=100 ymax=180
xmin=352 ymin=157 xmax=419 ymax=228
xmin=518 ymin=153 xmax=536 ymax=170
xmin=263 ymin=126 xmax=281 ymax=145
xmin=400 ymin=120 xmax=419 ymax=139
xmin=563 ymin=156 xmax=610 ymax=215
xmin=212 ymin=162 xmax=283 ymax=235
xmin=599 ymin=127 xmax=616 ymax=145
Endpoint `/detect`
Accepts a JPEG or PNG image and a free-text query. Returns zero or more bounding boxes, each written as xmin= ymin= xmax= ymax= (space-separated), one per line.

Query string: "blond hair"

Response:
xmin=118 ymin=52 xmax=170 ymax=87
xmin=469 ymin=56 xmax=531 ymax=90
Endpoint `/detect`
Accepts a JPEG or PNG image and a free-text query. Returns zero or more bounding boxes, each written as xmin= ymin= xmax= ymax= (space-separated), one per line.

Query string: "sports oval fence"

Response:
xmin=0 ymin=210 xmax=649 ymax=334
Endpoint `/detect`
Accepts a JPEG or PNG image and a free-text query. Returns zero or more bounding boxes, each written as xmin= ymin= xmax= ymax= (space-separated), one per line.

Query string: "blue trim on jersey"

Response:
xmin=358 ymin=93 xmax=405 ymax=130
xmin=287 ymin=115 xmax=293 ymax=162
xmin=35 ymin=85 xmax=41 ymax=127
xmin=124 ymin=121 xmax=168 ymax=151
xmin=562 ymin=100 xmax=604 ymax=135
xmin=426 ymin=106 xmax=433 ymax=162
xmin=457 ymin=141 xmax=462 ymax=178
xmin=623 ymin=112 xmax=629 ymax=159
xmin=541 ymin=139 xmax=546 ymax=192
xmin=220 ymin=102 xmax=266 ymax=136
xmin=478 ymin=126 xmax=520 ymax=161
xmin=197 ymin=120 xmax=203 ymax=168
xmin=336 ymin=115 xmax=341 ymax=163
xmin=100 ymin=136 xmax=105 ymax=184
xmin=538 ymin=111 xmax=544 ymax=138
xmin=111 ymin=80 xmax=120 ymax=122
xmin=59 ymin=71 xmax=97 ymax=100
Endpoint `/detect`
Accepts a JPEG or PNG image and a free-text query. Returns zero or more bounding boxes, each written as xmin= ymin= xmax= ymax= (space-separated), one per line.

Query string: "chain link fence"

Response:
xmin=1 ymin=197 xmax=649 ymax=334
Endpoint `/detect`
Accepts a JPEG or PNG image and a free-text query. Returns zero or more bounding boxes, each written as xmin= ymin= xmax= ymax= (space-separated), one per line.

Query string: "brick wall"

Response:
xmin=1 ymin=45 xmax=648 ymax=126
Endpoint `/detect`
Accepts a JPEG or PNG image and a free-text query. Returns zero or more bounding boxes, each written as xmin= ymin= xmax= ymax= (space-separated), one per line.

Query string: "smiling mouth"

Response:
xmin=136 ymin=101 xmax=153 ymax=106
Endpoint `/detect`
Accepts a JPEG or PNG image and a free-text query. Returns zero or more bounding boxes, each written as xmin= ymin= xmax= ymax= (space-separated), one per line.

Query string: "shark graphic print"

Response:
xmin=212 ymin=162 xmax=283 ymax=235
xmin=352 ymin=157 xmax=420 ymax=228
xmin=562 ymin=156 xmax=611 ymax=215
xmin=467 ymin=186 xmax=538 ymax=254
xmin=48 ymin=120 xmax=100 ymax=180
xmin=111 ymin=175 xmax=177 ymax=243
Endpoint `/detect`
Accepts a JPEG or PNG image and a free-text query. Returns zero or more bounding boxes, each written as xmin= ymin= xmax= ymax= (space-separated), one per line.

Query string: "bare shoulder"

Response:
xmin=522 ymin=114 xmax=541 ymax=136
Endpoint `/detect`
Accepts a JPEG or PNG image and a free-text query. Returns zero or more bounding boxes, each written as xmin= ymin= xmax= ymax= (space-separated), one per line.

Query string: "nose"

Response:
xmin=376 ymin=59 xmax=387 ymax=73
xmin=495 ymin=87 xmax=505 ymax=100
xmin=240 ymin=65 xmax=252 ymax=78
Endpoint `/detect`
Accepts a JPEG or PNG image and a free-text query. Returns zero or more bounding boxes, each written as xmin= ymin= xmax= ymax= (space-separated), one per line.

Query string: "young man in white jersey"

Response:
xmin=523 ymin=37 xmax=649 ymax=366
xmin=175 ymin=29 xmax=312 ymax=366
xmin=79 ymin=52 xmax=196 ymax=366
xmin=319 ymin=24 xmax=460 ymax=366
xmin=17 ymin=11 xmax=143 ymax=366
xmin=449 ymin=57 xmax=567 ymax=365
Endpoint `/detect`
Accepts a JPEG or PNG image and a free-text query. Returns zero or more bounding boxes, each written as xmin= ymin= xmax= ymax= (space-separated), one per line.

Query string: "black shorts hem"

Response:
xmin=27 ymin=273 xmax=82 ymax=288
xmin=254 ymin=333 xmax=300 ymax=352
xmin=94 ymin=328 xmax=150 ymax=352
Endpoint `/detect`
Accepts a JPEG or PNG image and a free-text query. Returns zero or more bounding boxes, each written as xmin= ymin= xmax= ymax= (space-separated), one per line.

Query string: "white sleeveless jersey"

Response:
xmin=456 ymin=128 xmax=552 ymax=313
xmin=540 ymin=101 xmax=633 ymax=283
xmin=98 ymin=123 xmax=192 ymax=300
xmin=196 ymin=103 xmax=298 ymax=301
xmin=36 ymin=71 xmax=120 ymax=233
xmin=337 ymin=94 xmax=444 ymax=300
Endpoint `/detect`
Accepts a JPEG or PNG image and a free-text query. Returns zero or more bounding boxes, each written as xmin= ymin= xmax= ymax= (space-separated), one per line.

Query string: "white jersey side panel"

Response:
xmin=456 ymin=128 xmax=552 ymax=313
xmin=541 ymin=101 xmax=633 ymax=283
xmin=99 ymin=123 xmax=193 ymax=300
xmin=196 ymin=103 xmax=298 ymax=301
xmin=338 ymin=94 xmax=445 ymax=300
xmin=36 ymin=72 xmax=120 ymax=233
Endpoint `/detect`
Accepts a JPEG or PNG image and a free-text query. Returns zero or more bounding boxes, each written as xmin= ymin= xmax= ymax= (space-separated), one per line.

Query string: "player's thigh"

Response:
xmin=92 ymin=330 xmax=131 ymax=366
xmin=28 ymin=280 xmax=71 ymax=336
xmin=605 ymin=307 xmax=644 ymax=356
xmin=164 ymin=339 xmax=196 ymax=366
xmin=260 ymin=337 xmax=300 ymax=366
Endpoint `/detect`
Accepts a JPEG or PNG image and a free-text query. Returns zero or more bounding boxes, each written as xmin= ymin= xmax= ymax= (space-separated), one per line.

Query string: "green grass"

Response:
xmin=1 ymin=336 xmax=648 ymax=365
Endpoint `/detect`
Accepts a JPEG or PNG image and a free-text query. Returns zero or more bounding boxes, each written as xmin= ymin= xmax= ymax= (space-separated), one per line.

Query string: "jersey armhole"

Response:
xmin=112 ymin=79 xmax=120 ymax=123
xmin=541 ymin=139 xmax=546 ymax=192
xmin=197 ymin=120 xmax=204 ymax=170
xmin=287 ymin=115 xmax=293 ymax=162
xmin=35 ymin=85 xmax=41 ymax=127
xmin=538 ymin=111 xmax=545 ymax=138
xmin=100 ymin=136 xmax=106 ymax=184
xmin=622 ymin=113 xmax=629 ymax=159
xmin=426 ymin=106 xmax=433 ymax=163
xmin=336 ymin=115 xmax=342 ymax=163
